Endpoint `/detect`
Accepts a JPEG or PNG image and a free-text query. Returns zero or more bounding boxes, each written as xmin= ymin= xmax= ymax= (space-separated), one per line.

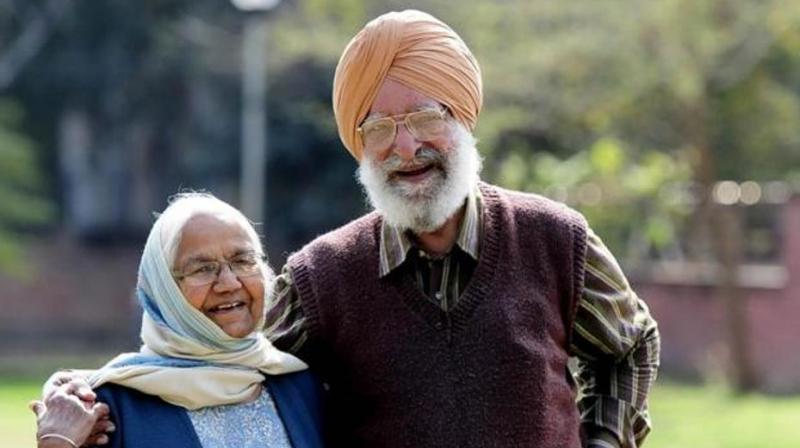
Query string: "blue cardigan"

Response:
xmin=95 ymin=371 xmax=325 ymax=448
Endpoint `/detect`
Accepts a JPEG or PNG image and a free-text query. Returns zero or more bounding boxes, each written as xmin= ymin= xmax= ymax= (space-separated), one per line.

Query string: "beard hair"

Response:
xmin=357 ymin=122 xmax=482 ymax=233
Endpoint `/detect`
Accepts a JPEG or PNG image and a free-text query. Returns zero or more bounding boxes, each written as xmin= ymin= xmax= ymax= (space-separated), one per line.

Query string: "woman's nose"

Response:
xmin=213 ymin=264 xmax=242 ymax=291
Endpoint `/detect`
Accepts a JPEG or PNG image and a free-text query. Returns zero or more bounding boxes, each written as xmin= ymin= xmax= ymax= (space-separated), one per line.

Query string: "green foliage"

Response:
xmin=3 ymin=0 xmax=799 ymax=262
xmin=269 ymin=0 xmax=800 ymax=256
xmin=497 ymin=134 xmax=692 ymax=255
xmin=0 ymin=100 xmax=53 ymax=277
xmin=589 ymin=138 xmax=624 ymax=176
xmin=433 ymin=0 xmax=800 ymax=255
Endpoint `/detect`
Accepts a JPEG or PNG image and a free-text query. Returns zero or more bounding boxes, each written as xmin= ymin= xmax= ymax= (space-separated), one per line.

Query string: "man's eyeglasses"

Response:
xmin=357 ymin=108 xmax=448 ymax=153
xmin=173 ymin=252 xmax=264 ymax=286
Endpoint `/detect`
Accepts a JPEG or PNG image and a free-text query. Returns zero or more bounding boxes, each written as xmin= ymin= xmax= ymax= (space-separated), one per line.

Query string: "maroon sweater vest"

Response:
xmin=288 ymin=183 xmax=588 ymax=448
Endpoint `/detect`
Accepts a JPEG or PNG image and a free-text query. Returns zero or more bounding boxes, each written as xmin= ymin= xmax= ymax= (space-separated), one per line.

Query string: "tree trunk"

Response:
xmin=683 ymin=100 xmax=758 ymax=392
xmin=710 ymin=204 xmax=758 ymax=391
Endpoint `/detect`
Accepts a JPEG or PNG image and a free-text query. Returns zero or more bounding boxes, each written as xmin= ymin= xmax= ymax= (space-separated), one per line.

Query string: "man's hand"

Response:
xmin=31 ymin=381 xmax=111 ymax=447
xmin=38 ymin=372 xmax=116 ymax=446
xmin=42 ymin=372 xmax=95 ymax=402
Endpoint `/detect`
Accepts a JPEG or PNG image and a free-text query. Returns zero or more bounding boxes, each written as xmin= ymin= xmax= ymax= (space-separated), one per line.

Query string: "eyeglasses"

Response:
xmin=357 ymin=108 xmax=448 ymax=153
xmin=173 ymin=252 xmax=264 ymax=286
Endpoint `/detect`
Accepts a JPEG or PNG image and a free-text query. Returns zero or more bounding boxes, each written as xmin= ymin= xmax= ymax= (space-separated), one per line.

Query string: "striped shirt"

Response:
xmin=265 ymin=187 xmax=659 ymax=448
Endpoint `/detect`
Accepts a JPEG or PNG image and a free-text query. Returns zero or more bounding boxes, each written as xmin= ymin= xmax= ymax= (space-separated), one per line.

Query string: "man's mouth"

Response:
xmin=391 ymin=164 xmax=436 ymax=181
xmin=396 ymin=165 xmax=430 ymax=176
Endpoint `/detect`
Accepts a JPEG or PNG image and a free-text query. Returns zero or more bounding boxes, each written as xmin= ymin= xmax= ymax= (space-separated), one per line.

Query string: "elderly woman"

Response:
xmin=32 ymin=193 xmax=324 ymax=448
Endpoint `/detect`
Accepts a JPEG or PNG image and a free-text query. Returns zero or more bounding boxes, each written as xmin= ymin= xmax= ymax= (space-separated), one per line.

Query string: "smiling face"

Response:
xmin=357 ymin=78 xmax=482 ymax=232
xmin=173 ymin=213 xmax=264 ymax=338
xmin=362 ymin=79 xmax=456 ymax=189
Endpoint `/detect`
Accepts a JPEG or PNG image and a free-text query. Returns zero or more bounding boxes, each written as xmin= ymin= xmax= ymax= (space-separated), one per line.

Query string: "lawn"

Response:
xmin=4 ymin=378 xmax=799 ymax=447
xmin=1 ymin=377 xmax=43 ymax=448
xmin=647 ymin=382 xmax=800 ymax=448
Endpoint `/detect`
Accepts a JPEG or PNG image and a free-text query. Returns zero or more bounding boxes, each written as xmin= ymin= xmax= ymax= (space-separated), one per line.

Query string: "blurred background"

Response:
xmin=2 ymin=0 xmax=800 ymax=446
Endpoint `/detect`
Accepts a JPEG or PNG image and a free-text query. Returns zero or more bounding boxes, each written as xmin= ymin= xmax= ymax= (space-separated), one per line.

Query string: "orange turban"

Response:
xmin=332 ymin=10 xmax=483 ymax=160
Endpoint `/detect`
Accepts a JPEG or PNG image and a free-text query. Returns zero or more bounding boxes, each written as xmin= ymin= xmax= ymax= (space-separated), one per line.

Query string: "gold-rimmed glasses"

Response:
xmin=357 ymin=108 xmax=448 ymax=153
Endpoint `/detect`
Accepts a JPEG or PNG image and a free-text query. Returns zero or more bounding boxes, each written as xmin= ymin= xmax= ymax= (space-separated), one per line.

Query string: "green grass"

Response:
xmin=647 ymin=382 xmax=800 ymax=448
xmin=1 ymin=377 xmax=44 ymax=448
xmin=3 ymin=378 xmax=800 ymax=447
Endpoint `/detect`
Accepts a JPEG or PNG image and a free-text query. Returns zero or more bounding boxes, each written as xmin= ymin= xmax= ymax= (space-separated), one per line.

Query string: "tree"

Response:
xmin=0 ymin=99 xmax=53 ymax=277
xmin=452 ymin=0 xmax=800 ymax=391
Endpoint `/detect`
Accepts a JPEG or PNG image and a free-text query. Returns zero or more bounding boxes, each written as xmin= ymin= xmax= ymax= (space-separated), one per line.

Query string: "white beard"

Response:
xmin=357 ymin=123 xmax=482 ymax=233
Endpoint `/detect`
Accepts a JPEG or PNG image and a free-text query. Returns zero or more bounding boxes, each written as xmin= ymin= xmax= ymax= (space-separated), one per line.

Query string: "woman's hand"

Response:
xmin=31 ymin=381 xmax=111 ymax=448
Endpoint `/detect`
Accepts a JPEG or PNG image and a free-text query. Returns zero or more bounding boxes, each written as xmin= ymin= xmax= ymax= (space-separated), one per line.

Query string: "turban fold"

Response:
xmin=333 ymin=10 xmax=483 ymax=160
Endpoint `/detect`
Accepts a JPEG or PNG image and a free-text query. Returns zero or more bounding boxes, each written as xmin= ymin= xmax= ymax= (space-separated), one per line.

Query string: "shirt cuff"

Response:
xmin=580 ymin=395 xmax=652 ymax=448
xmin=584 ymin=425 xmax=622 ymax=448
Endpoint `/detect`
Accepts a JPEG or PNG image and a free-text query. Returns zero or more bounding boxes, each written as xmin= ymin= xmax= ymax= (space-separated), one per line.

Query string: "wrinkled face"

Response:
xmin=357 ymin=78 xmax=481 ymax=232
xmin=173 ymin=213 xmax=264 ymax=338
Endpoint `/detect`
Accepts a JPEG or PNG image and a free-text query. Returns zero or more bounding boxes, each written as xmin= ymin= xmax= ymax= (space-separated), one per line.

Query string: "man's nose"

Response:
xmin=390 ymin=123 xmax=421 ymax=161
xmin=213 ymin=264 xmax=242 ymax=292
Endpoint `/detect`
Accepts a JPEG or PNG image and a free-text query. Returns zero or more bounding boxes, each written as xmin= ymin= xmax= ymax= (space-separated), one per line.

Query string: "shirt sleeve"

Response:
xmin=571 ymin=228 xmax=661 ymax=448
xmin=263 ymin=264 xmax=312 ymax=359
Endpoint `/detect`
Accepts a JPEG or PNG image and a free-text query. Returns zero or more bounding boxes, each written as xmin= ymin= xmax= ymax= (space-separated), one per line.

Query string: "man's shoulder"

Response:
xmin=480 ymin=182 xmax=586 ymax=227
xmin=289 ymin=210 xmax=381 ymax=262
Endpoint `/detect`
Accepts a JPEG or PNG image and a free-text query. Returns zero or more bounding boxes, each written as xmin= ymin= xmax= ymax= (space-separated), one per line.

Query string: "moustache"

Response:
xmin=379 ymin=147 xmax=446 ymax=173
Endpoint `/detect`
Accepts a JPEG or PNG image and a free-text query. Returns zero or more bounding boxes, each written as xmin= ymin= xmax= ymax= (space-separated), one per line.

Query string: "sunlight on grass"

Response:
xmin=0 ymin=378 xmax=43 ymax=448
xmin=647 ymin=382 xmax=800 ymax=448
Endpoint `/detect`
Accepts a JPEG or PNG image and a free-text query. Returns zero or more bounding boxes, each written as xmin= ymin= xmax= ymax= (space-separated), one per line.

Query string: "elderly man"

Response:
xmin=41 ymin=9 xmax=658 ymax=448
xmin=264 ymin=9 xmax=659 ymax=448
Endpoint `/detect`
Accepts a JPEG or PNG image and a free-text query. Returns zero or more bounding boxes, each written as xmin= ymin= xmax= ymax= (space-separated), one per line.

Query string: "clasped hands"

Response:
xmin=30 ymin=372 xmax=115 ymax=447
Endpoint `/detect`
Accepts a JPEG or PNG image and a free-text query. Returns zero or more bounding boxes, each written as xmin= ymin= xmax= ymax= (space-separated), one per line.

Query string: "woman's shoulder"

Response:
xmin=267 ymin=370 xmax=323 ymax=408
xmin=268 ymin=369 xmax=319 ymax=388
xmin=95 ymin=383 xmax=172 ymax=411
xmin=267 ymin=371 xmax=326 ymax=448
xmin=95 ymin=383 xmax=195 ymax=424
xmin=94 ymin=384 xmax=200 ymax=448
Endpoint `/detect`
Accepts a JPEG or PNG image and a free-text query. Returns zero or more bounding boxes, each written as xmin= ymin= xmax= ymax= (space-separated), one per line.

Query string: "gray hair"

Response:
xmin=155 ymin=192 xmax=265 ymax=270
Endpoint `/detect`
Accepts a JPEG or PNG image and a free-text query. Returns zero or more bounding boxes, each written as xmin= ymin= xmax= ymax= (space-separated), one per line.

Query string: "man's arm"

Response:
xmin=32 ymin=381 xmax=110 ymax=448
xmin=572 ymin=228 xmax=661 ymax=448
xmin=264 ymin=265 xmax=313 ymax=360
xmin=35 ymin=374 xmax=115 ymax=447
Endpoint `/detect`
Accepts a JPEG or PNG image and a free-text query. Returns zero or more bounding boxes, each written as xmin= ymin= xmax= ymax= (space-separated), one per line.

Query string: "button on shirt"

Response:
xmin=265 ymin=186 xmax=660 ymax=448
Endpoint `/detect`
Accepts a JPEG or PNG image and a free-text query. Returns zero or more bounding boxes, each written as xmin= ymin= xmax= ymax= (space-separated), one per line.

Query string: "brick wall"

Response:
xmin=0 ymin=234 xmax=142 ymax=356
xmin=633 ymin=196 xmax=800 ymax=393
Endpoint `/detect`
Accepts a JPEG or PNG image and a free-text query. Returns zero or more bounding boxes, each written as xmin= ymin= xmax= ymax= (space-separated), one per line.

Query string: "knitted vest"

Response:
xmin=288 ymin=182 xmax=588 ymax=448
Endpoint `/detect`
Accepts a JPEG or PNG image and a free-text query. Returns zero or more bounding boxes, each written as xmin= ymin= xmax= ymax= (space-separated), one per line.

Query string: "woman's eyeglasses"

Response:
xmin=173 ymin=252 xmax=264 ymax=286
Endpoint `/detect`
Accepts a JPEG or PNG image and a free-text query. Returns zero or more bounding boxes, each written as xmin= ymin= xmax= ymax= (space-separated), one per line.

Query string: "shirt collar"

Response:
xmin=378 ymin=186 xmax=483 ymax=277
